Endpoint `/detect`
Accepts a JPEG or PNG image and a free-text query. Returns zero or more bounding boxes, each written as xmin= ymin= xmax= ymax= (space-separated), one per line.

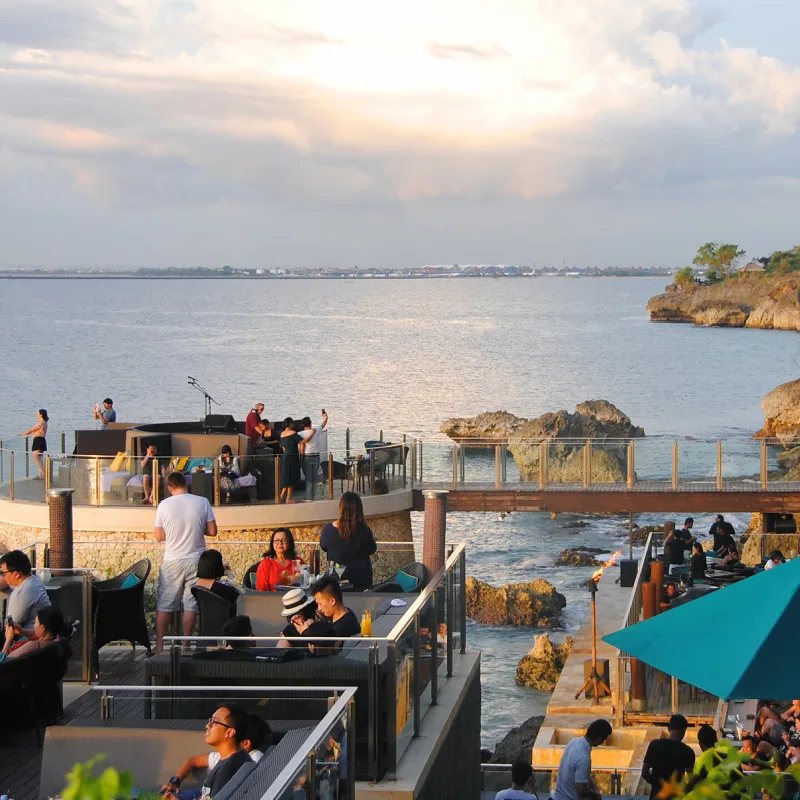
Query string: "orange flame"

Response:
xmin=592 ymin=550 xmax=623 ymax=583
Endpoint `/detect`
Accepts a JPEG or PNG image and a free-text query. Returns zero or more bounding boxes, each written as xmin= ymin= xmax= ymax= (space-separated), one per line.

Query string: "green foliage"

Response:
xmin=658 ymin=739 xmax=800 ymax=800
xmin=692 ymin=242 xmax=746 ymax=278
xmin=704 ymin=268 xmax=723 ymax=284
xmin=61 ymin=757 xmax=160 ymax=800
xmin=674 ymin=267 xmax=696 ymax=288
xmin=765 ymin=246 xmax=800 ymax=274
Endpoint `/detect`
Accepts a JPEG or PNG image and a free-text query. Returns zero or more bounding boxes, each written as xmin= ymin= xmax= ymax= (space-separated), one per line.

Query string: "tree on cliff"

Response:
xmin=765 ymin=246 xmax=800 ymax=274
xmin=692 ymin=242 xmax=746 ymax=282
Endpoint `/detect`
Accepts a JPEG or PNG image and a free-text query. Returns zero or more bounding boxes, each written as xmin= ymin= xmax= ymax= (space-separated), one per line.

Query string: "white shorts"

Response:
xmin=157 ymin=558 xmax=200 ymax=613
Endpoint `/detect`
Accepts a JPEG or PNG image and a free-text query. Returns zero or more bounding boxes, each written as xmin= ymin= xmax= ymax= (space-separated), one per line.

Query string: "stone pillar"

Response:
xmin=422 ymin=490 xmax=448 ymax=577
xmin=48 ymin=488 xmax=74 ymax=569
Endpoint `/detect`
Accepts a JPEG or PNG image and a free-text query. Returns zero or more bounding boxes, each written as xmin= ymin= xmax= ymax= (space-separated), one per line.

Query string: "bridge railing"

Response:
xmin=418 ymin=436 xmax=800 ymax=491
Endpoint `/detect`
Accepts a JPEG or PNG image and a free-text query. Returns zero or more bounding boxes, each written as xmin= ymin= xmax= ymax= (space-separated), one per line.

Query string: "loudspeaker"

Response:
xmin=774 ymin=515 xmax=797 ymax=534
xmin=583 ymin=658 xmax=610 ymax=699
xmin=619 ymin=559 xmax=638 ymax=588
xmin=205 ymin=414 xmax=237 ymax=433
xmin=191 ymin=471 xmax=215 ymax=504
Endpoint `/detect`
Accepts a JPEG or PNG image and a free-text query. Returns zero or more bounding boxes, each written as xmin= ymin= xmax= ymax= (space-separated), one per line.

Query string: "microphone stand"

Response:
xmin=187 ymin=376 xmax=220 ymax=432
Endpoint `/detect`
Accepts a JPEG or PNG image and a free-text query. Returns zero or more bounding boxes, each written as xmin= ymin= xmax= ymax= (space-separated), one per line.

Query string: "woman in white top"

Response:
xmin=18 ymin=409 xmax=48 ymax=480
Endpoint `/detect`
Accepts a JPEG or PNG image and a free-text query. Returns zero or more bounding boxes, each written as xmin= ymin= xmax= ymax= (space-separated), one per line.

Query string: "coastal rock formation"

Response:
xmin=740 ymin=533 xmax=799 ymax=566
xmin=490 ymin=715 xmax=545 ymax=764
xmin=555 ymin=547 xmax=605 ymax=566
xmin=646 ymin=274 xmax=800 ymax=330
xmin=515 ymin=633 xmax=574 ymax=691
xmin=615 ymin=523 xmax=663 ymax=546
xmin=755 ymin=379 xmax=800 ymax=441
xmin=441 ymin=401 xmax=644 ymax=483
xmin=465 ymin=576 xmax=567 ymax=626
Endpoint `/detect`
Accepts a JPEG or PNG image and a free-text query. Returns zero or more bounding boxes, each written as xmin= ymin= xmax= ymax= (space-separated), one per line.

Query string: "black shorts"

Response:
xmin=32 ymin=437 xmax=47 ymax=452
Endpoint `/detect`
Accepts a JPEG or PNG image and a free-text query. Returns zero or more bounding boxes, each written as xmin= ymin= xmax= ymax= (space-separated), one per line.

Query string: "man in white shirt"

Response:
xmin=495 ymin=761 xmax=538 ymax=800
xmin=299 ymin=410 xmax=328 ymax=500
xmin=153 ymin=471 xmax=218 ymax=653
xmin=765 ymin=550 xmax=786 ymax=570
xmin=552 ymin=719 xmax=612 ymax=800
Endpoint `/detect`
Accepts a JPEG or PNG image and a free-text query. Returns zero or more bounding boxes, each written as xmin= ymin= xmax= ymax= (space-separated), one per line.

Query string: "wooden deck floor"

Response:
xmin=0 ymin=647 xmax=149 ymax=800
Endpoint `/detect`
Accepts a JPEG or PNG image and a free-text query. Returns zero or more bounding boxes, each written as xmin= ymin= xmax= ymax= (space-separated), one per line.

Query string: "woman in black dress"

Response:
xmin=319 ymin=491 xmax=377 ymax=589
xmin=18 ymin=409 xmax=48 ymax=480
xmin=279 ymin=417 xmax=303 ymax=504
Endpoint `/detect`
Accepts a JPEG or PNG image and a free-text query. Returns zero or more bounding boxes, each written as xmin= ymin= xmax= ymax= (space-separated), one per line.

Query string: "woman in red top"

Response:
xmin=255 ymin=528 xmax=305 ymax=591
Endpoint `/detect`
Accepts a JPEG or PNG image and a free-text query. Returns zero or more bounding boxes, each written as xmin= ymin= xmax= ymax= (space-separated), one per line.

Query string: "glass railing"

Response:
xmin=416 ymin=436 xmax=800 ymax=491
xmin=46 ymin=685 xmax=356 ymax=800
xmin=153 ymin=542 xmax=467 ymax=782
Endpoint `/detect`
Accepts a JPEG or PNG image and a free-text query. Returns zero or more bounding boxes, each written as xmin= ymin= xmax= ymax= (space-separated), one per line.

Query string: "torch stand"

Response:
xmin=575 ymin=578 xmax=611 ymax=703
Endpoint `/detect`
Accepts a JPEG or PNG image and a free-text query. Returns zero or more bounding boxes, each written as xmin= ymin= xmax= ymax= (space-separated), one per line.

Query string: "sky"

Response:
xmin=1 ymin=0 xmax=800 ymax=269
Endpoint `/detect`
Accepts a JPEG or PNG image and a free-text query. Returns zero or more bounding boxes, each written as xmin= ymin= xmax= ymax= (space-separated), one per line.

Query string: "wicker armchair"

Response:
xmin=242 ymin=561 xmax=260 ymax=590
xmin=321 ymin=459 xmax=348 ymax=493
xmin=92 ymin=559 xmax=152 ymax=674
xmin=191 ymin=586 xmax=238 ymax=636
xmin=371 ymin=561 xmax=428 ymax=593
xmin=0 ymin=637 xmax=71 ymax=746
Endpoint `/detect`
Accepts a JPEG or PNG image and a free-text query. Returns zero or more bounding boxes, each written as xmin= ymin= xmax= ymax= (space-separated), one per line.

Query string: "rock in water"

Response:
xmin=465 ymin=576 xmax=566 ymax=626
xmin=755 ymin=379 xmax=800 ymax=441
xmin=441 ymin=401 xmax=644 ymax=483
xmin=555 ymin=547 xmax=605 ymax=566
xmin=490 ymin=715 xmax=545 ymax=763
xmin=515 ymin=633 xmax=574 ymax=691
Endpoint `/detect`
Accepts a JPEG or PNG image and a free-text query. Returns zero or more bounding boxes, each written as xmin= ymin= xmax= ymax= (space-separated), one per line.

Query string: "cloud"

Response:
xmin=428 ymin=42 xmax=509 ymax=60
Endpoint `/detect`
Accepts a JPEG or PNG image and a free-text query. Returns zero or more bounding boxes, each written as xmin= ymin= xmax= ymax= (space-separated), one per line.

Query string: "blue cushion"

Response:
xmin=394 ymin=570 xmax=418 ymax=592
xmin=185 ymin=458 xmax=204 ymax=472
xmin=121 ymin=573 xmax=140 ymax=589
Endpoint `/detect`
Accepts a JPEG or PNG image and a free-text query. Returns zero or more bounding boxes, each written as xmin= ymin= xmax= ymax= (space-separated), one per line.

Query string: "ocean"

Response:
xmin=1 ymin=276 xmax=797 ymax=746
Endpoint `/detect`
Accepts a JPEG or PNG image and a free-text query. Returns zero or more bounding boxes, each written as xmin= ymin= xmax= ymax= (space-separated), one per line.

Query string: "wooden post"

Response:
xmin=153 ymin=458 xmax=159 ymax=505
xmin=716 ymin=440 xmax=723 ymax=491
xmin=495 ymin=445 xmax=501 ymax=489
xmin=583 ymin=440 xmax=591 ymax=488
xmin=45 ymin=455 xmax=51 ymax=495
xmin=761 ymin=441 xmax=768 ymax=490
xmin=539 ymin=440 xmax=547 ymax=489
xmin=650 ymin=560 xmax=664 ymax=613
xmin=627 ymin=440 xmax=635 ymax=490
xmin=94 ymin=456 xmax=101 ymax=506
xmin=9 ymin=451 xmax=14 ymax=500
xmin=213 ymin=460 xmax=221 ymax=506
xmin=671 ymin=441 xmax=679 ymax=490
xmin=452 ymin=445 xmax=458 ymax=490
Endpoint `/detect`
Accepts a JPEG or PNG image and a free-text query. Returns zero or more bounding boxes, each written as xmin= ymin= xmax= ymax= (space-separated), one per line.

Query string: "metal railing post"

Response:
xmin=716 ymin=440 xmax=723 ymax=491
xmin=430 ymin=587 xmax=439 ymax=705
xmin=94 ymin=456 xmax=101 ymax=506
xmin=306 ymin=752 xmax=317 ymax=800
xmin=413 ymin=615 xmax=421 ymax=737
xmin=45 ymin=455 xmax=51 ymax=494
xmin=495 ymin=444 xmax=501 ymax=489
xmin=446 ymin=567 xmax=454 ymax=677
xmin=83 ymin=573 xmax=92 ymax=682
xmin=459 ymin=548 xmax=467 ymax=653
xmin=274 ymin=456 xmax=281 ymax=504
xmin=369 ymin=453 xmax=376 ymax=495
xmin=347 ymin=698 xmax=358 ymax=789
xmin=419 ymin=439 xmax=423 ymax=481
xmin=25 ymin=435 xmax=30 ymax=477
xmin=411 ymin=439 xmax=416 ymax=487
xmin=502 ymin=443 xmax=507 ymax=482
xmin=9 ymin=451 xmax=14 ymax=500
xmin=367 ymin=644 xmax=377 ymax=780
xmin=452 ymin=445 xmax=458 ymax=490
xmin=460 ymin=442 xmax=466 ymax=484
xmin=213 ymin=460 xmax=220 ymax=506
xmin=761 ymin=441 xmax=768 ymax=490
xmin=403 ymin=434 xmax=407 ymax=488
xmin=671 ymin=441 xmax=678 ymax=490
xmin=627 ymin=440 xmax=635 ymax=489
xmin=328 ymin=453 xmax=334 ymax=500
xmin=385 ymin=642 xmax=398 ymax=777
xmin=345 ymin=427 xmax=350 ymax=461
xmin=61 ymin=431 xmax=66 ymax=454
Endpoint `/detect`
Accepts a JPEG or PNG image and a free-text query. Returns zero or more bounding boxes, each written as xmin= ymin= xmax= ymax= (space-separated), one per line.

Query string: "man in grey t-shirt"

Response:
xmin=153 ymin=471 xmax=217 ymax=653
xmin=552 ymin=719 xmax=612 ymax=800
xmin=0 ymin=549 xmax=51 ymax=637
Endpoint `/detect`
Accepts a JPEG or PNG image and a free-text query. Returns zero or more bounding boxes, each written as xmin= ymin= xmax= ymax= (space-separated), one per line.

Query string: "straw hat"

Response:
xmin=280 ymin=588 xmax=315 ymax=617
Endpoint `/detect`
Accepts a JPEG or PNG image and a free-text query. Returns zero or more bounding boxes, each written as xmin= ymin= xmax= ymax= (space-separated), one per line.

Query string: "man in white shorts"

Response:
xmin=153 ymin=471 xmax=217 ymax=653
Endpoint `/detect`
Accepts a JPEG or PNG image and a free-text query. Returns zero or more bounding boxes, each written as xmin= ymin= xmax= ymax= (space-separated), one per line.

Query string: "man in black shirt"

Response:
xmin=311 ymin=575 xmax=361 ymax=643
xmin=201 ymin=704 xmax=250 ymax=798
xmin=642 ymin=714 xmax=695 ymax=799
xmin=710 ymin=515 xmax=737 ymax=553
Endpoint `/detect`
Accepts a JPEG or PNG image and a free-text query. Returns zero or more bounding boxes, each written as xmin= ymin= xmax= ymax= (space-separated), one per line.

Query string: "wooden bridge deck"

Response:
xmin=416 ymin=480 xmax=800 ymax=513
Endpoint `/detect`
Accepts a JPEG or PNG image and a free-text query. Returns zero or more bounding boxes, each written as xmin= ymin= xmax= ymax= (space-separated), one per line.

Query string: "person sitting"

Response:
xmin=1 ymin=606 xmax=68 ymax=662
xmin=131 ymin=444 xmax=167 ymax=504
xmin=740 ymin=736 xmax=773 ymax=771
xmin=0 ymin=549 xmax=51 ymax=639
xmin=765 ymin=550 xmax=786 ymax=570
xmin=697 ymin=724 xmax=718 ymax=752
xmin=311 ymin=575 xmax=361 ymax=645
xmin=660 ymin=583 xmax=679 ymax=610
xmin=194 ymin=550 xmax=241 ymax=605
xmin=662 ymin=522 xmax=688 ymax=571
xmin=494 ymin=760 xmax=538 ymax=800
xmin=690 ymin=542 xmax=707 ymax=579
xmin=162 ymin=706 xmax=267 ymax=799
xmin=276 ymin=588 xmax=332 ymax=651
xmin=218 ymin=445 xmax=241 ymax=503
xmin=720 ymin=543 xmax=740 ymax=567
xmin=319 ymin=492 xmax=377 ymax=590
xmin=255 ymin=421 xmax=281 ymax=455
xmin=255 ymin=528 xmax=305 ymax=592
xmin=222 ymin=615 xmax=255 ymax=649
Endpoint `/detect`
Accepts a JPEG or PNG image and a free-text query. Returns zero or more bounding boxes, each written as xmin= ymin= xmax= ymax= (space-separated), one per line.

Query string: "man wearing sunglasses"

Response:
xmin=0 ymin=549 xmax=51 ymax=640
xmin=162 ymin=704 xmax=250 ymax=799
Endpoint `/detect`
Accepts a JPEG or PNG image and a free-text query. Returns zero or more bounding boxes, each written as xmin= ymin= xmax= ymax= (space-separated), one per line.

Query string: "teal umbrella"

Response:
xmin=602 ymin=557 xmax=800 ymax=700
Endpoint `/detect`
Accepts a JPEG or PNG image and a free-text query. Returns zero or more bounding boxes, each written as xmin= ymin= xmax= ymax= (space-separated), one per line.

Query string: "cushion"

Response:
xmin=394 ymin=570 xmax=419 ymax=592
xmin=109 ymin=451 xmax=129 ymax=472
xmin=121 ymin=573 xmax=140 ymax=589
xmin=170 ymin=456 xmax=190 ymax=472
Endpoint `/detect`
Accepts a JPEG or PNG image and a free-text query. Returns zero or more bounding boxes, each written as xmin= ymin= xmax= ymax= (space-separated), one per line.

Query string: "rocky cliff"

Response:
xmin=755 ymin=378 xmax=800 ymax=441
xmin=441 ymin=401 xmax=644 ymax=483
xmin=465 ymin=576 xmax=567 ymax=626
xmin=647 ymin=273 xmax=800 ymax=330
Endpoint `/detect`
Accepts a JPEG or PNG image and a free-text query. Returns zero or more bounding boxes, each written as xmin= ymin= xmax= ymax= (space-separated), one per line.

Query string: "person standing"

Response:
xmin=245 ymin=404 xmax=264 ymax=443
xmin=153 ymin=471 xmax=218 ymax=653
xmin=279 ymin=418 xmax=303 ymax=504
xmin=18 ymin=409 xmax=48 ymax=479
xmin=94 ymin=398 xmax=117 ymax=429
xmin=552 ymin=719 xmax=612 ymax=800
xmin=319 ymin=492 xmax=377 ymax=590
xmin=641 ymin=714 xmax=695 ymax=799
xmin=299 ymin=410 xmax=328 ymax=500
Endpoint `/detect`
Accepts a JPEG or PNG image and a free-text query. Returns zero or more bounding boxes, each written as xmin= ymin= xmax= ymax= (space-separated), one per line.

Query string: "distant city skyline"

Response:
xmin=1 ymin=0 xmax=800 ymax=268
